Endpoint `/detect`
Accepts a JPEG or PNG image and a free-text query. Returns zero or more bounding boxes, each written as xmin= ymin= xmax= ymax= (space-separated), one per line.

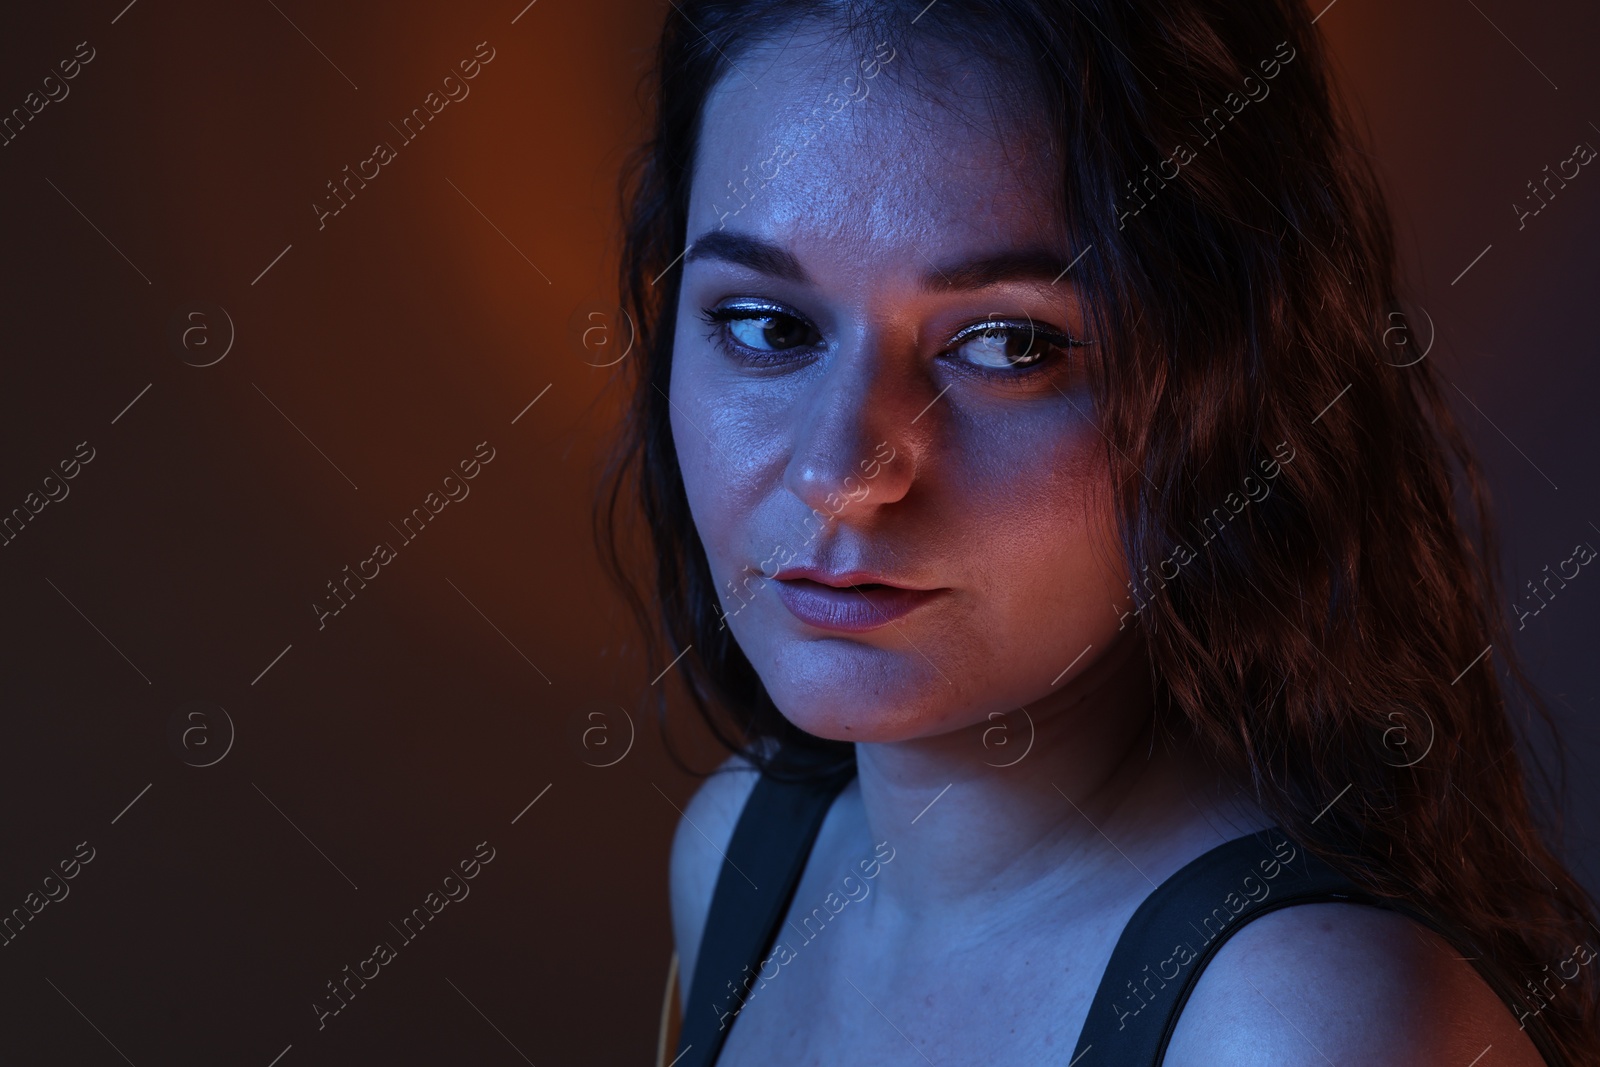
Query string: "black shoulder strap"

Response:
xmin=1066 ymin=827 xmax=1373 ymax=1065
xmin=1066 ymin=827 xmax=1568 ymax=1067
xmin=673 ymin=761 xmax=856 ymax=1067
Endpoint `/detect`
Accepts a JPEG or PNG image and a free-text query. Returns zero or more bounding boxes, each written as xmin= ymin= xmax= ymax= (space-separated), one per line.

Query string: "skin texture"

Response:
xmin=665 ymin=31 xmax=1541 ymax=1067
xmin=672 ymin=36 xmax=1123 ymax=747
xmin=1163 ymin=903 xmax=1547 ymax=1066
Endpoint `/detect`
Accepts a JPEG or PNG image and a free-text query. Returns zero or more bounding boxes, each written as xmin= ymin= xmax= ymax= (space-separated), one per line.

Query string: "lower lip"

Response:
xmin=774 ymin=579 xmax=944 ymax=633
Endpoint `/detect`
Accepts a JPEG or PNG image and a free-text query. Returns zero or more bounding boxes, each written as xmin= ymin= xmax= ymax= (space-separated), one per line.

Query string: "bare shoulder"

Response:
xmin=1163 ymin=902 xmax=1548 ymax=1067
xmin=667 ymin=750 xmax=763 ymax=1009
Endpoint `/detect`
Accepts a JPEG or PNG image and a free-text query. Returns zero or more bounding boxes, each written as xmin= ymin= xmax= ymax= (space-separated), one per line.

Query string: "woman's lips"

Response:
xmin=774 ymin=578 xmax=944 ymax=633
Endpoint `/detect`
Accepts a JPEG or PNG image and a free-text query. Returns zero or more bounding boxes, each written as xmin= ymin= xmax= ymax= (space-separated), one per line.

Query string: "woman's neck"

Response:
xmin=840 ymin=633 xmax=1272 ymax=930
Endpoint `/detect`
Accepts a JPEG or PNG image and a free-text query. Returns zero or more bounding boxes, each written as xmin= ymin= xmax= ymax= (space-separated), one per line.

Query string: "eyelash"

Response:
xmin=697 ymin=304 xmax=1090 ymax=381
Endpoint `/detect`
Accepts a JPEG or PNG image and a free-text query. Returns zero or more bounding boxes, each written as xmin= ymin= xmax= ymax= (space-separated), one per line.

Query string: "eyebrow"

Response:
xmin=682 ymin=230 xmax=1081 ymax=291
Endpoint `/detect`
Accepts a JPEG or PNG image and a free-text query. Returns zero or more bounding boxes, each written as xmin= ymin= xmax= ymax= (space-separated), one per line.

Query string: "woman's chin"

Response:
xmin=767 ymin=689 xmax=934 ymax=745
xmin=781 ymin=712 xmax=903 ymax=744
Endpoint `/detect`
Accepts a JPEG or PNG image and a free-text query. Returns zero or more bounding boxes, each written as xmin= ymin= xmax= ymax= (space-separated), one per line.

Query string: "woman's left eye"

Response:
xmin=946 ymin=321 xmax=1084 ymax=375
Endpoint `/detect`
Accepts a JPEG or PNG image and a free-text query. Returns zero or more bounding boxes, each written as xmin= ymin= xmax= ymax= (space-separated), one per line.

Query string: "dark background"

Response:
xmin=0 ymin=1 xmax=1595 ymax=1064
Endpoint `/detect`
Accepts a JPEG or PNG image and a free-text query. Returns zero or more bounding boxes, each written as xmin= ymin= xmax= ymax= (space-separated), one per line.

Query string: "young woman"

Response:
xmin=597 ymin=1 xmax=1600 ymax=1064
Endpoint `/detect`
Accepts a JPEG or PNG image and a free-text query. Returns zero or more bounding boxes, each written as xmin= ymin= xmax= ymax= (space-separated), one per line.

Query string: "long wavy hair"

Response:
xmin=594 ymin=1 xmax=1600 ymax=1061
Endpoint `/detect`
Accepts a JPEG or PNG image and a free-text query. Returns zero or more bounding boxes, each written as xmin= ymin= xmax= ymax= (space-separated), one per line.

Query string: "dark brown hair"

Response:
xmin=595 ymin=1 xmax=1600 ymax=1061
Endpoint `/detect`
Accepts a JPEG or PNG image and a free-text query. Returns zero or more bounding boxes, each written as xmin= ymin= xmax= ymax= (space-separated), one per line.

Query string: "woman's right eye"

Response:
xmin=699 ymin=305 xmax=821 ymax=358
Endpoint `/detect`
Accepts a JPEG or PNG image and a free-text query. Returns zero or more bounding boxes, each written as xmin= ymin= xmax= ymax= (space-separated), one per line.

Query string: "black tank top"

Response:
xmin=673 ymin=760 xmax=1565 ymax=1067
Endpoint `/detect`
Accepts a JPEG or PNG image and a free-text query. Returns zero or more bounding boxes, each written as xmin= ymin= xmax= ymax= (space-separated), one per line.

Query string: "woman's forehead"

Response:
xmin=688 ymin=36 xmax=1064 ymax=266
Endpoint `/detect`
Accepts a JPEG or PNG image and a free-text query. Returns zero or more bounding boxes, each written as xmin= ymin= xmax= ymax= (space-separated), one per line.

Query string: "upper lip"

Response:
xmin=772 ymin=565 xmax=931 ymax=591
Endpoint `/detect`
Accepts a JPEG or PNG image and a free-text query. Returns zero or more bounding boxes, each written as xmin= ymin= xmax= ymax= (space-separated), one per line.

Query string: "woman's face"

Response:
xmin=670 ymin=36 xmax=1132 ymax=743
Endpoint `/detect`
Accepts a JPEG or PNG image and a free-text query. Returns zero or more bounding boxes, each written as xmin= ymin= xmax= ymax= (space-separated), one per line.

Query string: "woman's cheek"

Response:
xmin=671 ymin=367 xmax=777 ymax=570
xmin=669 ymin=368 xmax=734 ymax=558
xmin=978 ymin=421 xmax=1121 ymax=598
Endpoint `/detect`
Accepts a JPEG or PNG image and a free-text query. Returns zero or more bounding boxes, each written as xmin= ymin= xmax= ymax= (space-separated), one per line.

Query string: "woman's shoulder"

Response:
xmin=1162 ymin=901 xmax=1548 ymax=1066
xmin=667 ymin=750 xmax=764 ymax=999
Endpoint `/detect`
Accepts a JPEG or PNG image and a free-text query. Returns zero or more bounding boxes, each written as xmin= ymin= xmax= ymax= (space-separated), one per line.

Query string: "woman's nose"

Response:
xmin=780 ymin=334 xmax=922 ymax=518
